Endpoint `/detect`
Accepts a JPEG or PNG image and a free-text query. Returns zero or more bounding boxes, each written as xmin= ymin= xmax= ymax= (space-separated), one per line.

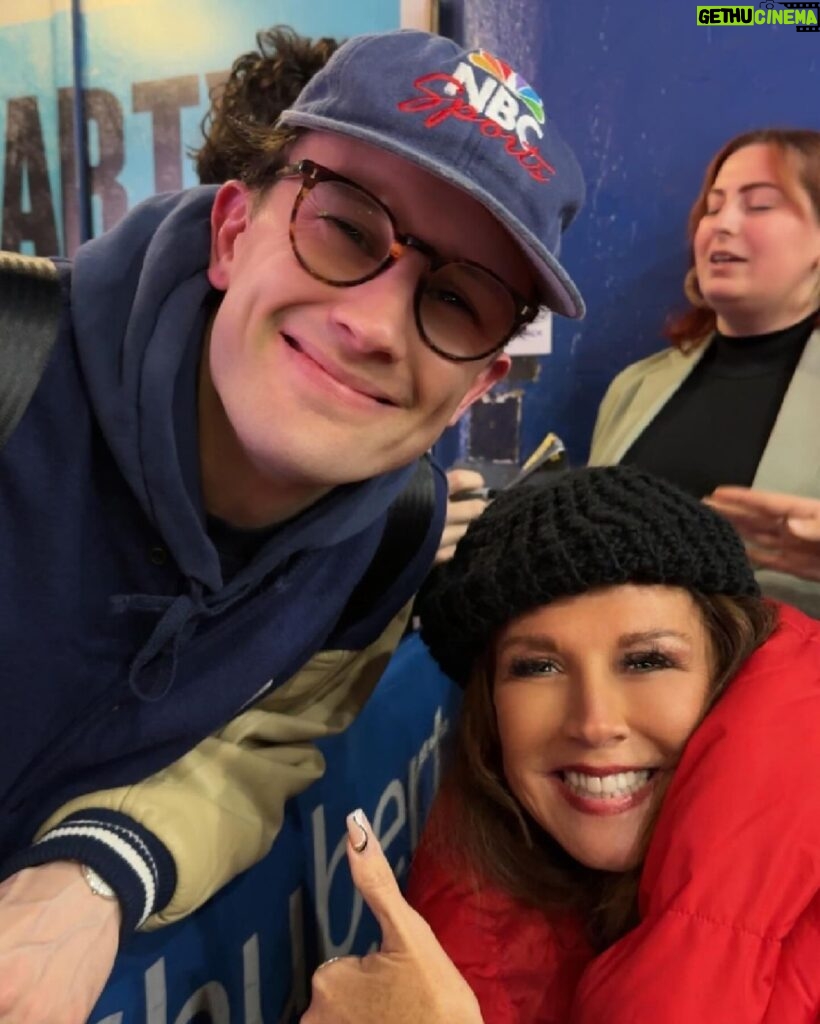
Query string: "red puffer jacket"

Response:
xmin=408 ymin=836 xmax=592 ymax=1024
xmin=408 ymin=603 xmax=820 ymax=1023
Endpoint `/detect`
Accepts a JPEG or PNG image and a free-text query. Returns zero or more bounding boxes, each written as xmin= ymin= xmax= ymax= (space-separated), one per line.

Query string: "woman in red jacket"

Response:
xmin=404 ymin=464 xmax=779 ymax=1022
xmin=302 ymin=465 xmax=820 ymax=1024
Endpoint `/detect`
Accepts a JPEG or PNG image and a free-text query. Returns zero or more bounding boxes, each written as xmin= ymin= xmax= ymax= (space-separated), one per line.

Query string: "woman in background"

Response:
xmin=589 ymin=128 xmax=820 ymax=615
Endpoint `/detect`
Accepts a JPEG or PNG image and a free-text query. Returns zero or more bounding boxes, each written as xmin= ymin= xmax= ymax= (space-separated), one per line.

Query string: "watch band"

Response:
xmin=80 ymin=863 xmax=117 ymax=901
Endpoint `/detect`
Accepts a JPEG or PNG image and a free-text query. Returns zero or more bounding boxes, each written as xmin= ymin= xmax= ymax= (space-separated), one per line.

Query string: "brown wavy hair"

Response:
xmin=193 ymin=25 xmax=339 ymax=185
xmin=666 ymin=128 xmax=820 ymax=350
xmin=428 ymin=591 xmax=776 ymax=952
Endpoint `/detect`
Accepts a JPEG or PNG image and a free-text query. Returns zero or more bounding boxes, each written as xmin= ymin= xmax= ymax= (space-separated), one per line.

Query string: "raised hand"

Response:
xmin=706 ymin=486 xmax=820 ymax=582
xmin=301 ymin=810 xmax=483 ymax=1024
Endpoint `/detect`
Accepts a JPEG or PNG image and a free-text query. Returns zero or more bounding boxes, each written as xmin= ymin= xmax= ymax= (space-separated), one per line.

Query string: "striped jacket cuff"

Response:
xmin=0 ymin=809 xmax=176 ymax=933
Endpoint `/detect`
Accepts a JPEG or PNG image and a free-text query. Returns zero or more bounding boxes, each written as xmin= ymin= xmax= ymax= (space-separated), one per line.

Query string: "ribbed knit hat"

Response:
xmin=419 ymin=465 xmax=759 ymax=686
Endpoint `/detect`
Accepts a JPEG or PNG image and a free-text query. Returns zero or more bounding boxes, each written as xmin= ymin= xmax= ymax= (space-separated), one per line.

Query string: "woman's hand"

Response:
xmin=706 ymin=486 xmax=820 ymax=582
xmin=301 ymin=811 xmax=484 ymax=1024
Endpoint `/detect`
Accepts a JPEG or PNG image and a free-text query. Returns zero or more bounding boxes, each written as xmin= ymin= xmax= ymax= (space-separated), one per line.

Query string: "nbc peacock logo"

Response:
xmin=396 ymin=46 xmax=557 ymax=184
xmin=468 ymin=50 xmax=546 ymax=124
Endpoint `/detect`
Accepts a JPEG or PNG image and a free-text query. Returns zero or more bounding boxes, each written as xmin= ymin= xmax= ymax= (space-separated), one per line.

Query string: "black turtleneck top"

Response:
xmin=621 ymin=312 xmax=816 ymax=498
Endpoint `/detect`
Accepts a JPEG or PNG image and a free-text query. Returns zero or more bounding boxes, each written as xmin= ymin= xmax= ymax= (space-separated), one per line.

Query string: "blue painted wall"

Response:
xmin=4 ymin=2 xmax=817 ymax=467
xmin=440 ymin=0 xmax=820 ymax=467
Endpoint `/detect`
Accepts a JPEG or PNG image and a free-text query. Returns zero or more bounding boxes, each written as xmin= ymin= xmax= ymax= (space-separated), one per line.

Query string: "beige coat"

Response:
xmin=589 ymin=329 xmax=820 ymax=617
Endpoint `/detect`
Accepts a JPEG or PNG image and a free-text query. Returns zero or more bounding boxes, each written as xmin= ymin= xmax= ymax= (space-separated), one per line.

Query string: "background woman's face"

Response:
xmin=493 ymin=585 xmax=714 ymax=872
xmin=693 ymin=143 xmax=820 ymax=335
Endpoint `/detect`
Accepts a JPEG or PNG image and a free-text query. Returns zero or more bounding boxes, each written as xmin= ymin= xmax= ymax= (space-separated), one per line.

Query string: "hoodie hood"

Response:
xmin=69 ymin=187 xmax=417 ymax=699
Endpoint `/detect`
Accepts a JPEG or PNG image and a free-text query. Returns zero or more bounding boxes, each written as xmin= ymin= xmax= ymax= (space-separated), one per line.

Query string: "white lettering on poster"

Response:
xmin=447 ymin=62 xmax=545 ymax=146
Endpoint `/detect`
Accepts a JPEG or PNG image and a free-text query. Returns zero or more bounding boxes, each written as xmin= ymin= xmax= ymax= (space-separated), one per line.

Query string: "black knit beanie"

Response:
xmin=419 ymin=465 xmax=759 ymax=686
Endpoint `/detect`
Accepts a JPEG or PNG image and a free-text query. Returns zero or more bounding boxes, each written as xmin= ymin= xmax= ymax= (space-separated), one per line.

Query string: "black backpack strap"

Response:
xmin=0 ymin=251 xmax=63 ymax=451
xmin=339 ymin=454 xmax=437 ymax=625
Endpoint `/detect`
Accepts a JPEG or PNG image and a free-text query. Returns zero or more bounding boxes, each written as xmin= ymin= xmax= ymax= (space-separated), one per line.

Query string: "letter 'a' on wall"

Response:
xmin=0 ymin=0 xmax=411 ymax=256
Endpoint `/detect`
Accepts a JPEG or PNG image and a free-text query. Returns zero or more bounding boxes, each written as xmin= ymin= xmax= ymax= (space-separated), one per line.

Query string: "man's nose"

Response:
xmin=329 ymin=256 xmax=422 ymax=360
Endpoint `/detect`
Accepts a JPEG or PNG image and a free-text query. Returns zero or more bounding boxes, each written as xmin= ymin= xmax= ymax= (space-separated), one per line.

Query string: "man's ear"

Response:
xmin=447 ymin=353 xmax=511 ymax=427
xmin=208 ymin=181 xmax=252 ymax=291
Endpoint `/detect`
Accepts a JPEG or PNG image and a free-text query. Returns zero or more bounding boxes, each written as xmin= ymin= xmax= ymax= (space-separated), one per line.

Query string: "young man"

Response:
xmin=0 ymin=29 xmax=585 ymax=1022
xmin=192 ymin=22 xmax=490 ymax=556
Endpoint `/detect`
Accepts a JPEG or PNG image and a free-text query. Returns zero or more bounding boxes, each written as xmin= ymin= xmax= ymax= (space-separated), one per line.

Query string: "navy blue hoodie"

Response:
xmin=0 ymin=188 xmax=445 ymax=929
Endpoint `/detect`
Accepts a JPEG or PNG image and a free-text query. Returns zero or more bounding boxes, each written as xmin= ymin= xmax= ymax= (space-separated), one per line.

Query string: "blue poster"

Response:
xmin=0 ymin=0 xmax=401 ymax=254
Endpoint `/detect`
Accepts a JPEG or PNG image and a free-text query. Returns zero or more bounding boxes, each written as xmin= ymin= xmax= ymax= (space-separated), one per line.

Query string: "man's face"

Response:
xmin=205 ymin=132 xmax=529 ymax=501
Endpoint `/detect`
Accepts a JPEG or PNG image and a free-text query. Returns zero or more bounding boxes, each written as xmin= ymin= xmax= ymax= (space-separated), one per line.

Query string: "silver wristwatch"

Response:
xmin=80 ymin=863 xmax=117 ymax=900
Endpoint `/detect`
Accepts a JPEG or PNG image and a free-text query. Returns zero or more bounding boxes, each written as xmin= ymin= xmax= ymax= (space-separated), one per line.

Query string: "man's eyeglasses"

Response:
xmin=275 ymin=159 xmax=537 ymax=362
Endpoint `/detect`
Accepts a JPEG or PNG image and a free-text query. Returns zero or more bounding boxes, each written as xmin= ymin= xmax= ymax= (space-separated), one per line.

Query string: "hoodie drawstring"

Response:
xmin=112 ymin=581 xmax=247 ymax=702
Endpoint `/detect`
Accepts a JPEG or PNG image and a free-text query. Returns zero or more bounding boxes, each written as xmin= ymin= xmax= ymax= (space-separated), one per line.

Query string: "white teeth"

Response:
xmin=563 ymin=770 xmax=651 ymax=799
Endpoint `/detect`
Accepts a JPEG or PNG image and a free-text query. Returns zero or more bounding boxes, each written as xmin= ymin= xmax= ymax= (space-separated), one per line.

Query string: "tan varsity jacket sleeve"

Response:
xmin=32 ymin=604 xmax=412 ymax=929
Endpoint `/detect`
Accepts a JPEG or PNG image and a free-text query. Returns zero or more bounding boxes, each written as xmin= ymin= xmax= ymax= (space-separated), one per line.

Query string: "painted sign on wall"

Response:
xmin=0 ymin=0 xmax=403 ymax=255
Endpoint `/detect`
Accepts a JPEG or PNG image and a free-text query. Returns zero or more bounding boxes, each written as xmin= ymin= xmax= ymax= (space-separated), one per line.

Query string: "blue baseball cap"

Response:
xmin=279 ymin=29 xmax=586 ymax=319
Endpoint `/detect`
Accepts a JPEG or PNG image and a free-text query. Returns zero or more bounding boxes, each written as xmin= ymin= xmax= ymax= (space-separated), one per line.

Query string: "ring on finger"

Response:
xmin=316 ymin=956 xmax=344 ymax=972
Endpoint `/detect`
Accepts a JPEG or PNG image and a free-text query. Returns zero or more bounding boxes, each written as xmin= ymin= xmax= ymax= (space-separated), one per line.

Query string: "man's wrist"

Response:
xmin=0 ymin=809 xmax=176 ymax=932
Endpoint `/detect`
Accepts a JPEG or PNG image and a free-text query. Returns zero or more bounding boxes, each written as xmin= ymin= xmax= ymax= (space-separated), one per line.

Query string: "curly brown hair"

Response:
xmin=194 ymin=25 xmax=339 ymax=185
xmin=665 ymin=127 xmax=820 ymax=350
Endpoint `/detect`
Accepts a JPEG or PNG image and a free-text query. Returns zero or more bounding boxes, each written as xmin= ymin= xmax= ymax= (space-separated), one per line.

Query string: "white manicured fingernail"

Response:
xmin=347 ymin=808 xmax=369 ymax=853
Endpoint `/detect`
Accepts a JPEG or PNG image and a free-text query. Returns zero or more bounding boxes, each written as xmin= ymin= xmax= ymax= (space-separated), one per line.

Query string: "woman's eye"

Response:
xmin=507 ymin=656 xmax=561 ymax=678
xmin=744 ymin=187 xmax=781 ymax=212
xmin=623 ymin=649 xmax=677 ymax=672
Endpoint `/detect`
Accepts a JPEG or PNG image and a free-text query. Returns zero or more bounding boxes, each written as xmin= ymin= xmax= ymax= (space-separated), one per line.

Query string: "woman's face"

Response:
xmin=493 ymin=585 xmax=714 ymax=872
xmin=693 ymin=142 xmax=820 ymax=335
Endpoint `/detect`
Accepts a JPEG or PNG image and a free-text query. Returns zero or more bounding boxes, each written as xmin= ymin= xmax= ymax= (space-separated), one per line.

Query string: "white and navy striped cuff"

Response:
xmin=0 ymin=808 xmax=176 ymax=933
